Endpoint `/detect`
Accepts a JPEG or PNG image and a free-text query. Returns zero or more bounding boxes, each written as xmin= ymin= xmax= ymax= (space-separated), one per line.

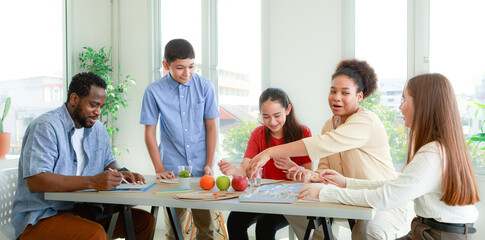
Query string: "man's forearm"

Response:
xmin=26 ymin=172 xmax=95 ymax=192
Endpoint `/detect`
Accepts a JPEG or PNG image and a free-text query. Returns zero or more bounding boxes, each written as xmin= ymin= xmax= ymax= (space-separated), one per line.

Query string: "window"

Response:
xmin=355 ymin=0 xmax=408 ymax=165
xmin=0 ymin=0 xmax=65 ymax=155
xmin=429 ymin=0 xmax=485 ymax=171
xmin=158 ymin=1 xmax=262 ymax=163
xmin=353 ymin=0 xmax=485 ymax=172
xmin=218 ymin=1 xmax=261 ymax=162
xmin=160 ymin=0 xmax=202 ymax=77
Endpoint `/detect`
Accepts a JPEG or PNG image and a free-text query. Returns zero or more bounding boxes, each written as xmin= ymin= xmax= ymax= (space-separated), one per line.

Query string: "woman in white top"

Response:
xmin=300 ymin=73 xmax=480 ymax=239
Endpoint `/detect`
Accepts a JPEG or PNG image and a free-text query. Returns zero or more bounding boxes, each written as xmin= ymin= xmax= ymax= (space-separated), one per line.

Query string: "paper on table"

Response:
xmin=99 ymin=182 xmax=156 ymax=192
xmin=159 ymin=179 xmax=179 ymax=184
xmin=116 ymin=182 xmax=156 ymax=190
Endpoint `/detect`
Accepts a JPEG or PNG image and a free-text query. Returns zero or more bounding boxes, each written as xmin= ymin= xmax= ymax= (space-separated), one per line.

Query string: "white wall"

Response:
xmin=70 ymin=0 xmax=112 ymax=75
xmin=265 ymin=0 xmax=338 ymax=134
xmin=113 ymin=0 xmax=154 ymax=174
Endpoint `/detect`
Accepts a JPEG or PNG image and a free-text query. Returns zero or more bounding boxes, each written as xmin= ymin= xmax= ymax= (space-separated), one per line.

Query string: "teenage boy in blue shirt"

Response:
xmin=140 ymin=39 xmax=218 ymax=239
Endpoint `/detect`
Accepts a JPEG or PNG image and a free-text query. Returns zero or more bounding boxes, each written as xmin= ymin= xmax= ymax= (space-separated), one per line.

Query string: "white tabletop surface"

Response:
xmin=45 ymin=176 xmax=375 ymax=220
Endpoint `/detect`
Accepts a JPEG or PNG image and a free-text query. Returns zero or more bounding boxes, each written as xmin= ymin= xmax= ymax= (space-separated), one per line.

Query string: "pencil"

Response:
xmin=108 ymin=168 xmax=132 ymax=185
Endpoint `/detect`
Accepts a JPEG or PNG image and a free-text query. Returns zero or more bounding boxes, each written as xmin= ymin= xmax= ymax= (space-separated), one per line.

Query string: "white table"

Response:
xmin=46 ymin=177 xmax=374 ymax=240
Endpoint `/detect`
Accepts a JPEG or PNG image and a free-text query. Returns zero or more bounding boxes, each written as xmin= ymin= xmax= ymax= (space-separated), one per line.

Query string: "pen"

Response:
xmin=108 ymin=168 xmax=132 ymax=185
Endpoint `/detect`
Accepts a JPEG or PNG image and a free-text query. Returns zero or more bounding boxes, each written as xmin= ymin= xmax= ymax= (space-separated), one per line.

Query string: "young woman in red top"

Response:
xmin=218 ymin=88 xmax=312 ymax=240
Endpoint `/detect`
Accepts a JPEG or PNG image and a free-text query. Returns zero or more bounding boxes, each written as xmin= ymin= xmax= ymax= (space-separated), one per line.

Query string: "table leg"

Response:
xmin=150 ymin=206 xmax=159 ymax=240
xmin=120 ymin=205 xmax=136 ymax=240
xmin=107 ymin=212 xmax=119 ymax=240
xmin=348 ymin=219 xmax=356 ymax=230
xmin=166 ymin=207 xmax=184 ymax=240
xmin=320 ymin=217 xmax=334 ymax=240
xmin=304 ymin=217 xmax=335 ymax=240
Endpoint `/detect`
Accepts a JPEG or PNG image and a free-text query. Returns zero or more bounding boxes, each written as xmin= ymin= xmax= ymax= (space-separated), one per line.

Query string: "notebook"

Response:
xmin=102 ymin=182 xmax=156 ymax=192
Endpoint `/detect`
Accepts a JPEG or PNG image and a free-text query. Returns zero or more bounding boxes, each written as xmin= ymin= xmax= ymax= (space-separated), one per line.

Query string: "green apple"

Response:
xmin=216 ymin=176 xmax=231 ymax=191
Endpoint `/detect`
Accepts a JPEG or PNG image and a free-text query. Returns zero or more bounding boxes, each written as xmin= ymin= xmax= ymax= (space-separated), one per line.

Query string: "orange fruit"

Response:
xmin=199 ymin=175 xmax=215 ymax=190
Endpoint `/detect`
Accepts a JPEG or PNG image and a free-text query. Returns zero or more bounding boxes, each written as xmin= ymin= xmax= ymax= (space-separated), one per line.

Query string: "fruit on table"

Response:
xmin=231 ymin=176 xmax=248 ymax=191
xmin=200 ymin=175 xmax=215 ymax=190
xmin=216 ymin=176 xmax=230 ymax=191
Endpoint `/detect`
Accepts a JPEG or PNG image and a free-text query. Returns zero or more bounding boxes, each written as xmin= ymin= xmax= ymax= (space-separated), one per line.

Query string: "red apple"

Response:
xmin=231 ymin=176 xmax=248 ymax=191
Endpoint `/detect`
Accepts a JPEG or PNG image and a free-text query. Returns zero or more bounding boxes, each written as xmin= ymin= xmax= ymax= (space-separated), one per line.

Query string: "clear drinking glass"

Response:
xmin=178 ymin=165 xmax=193 ymax=176
xmin=250 ymin=168 xmax=263 ymax=188
xmin=178 ymin=166 xmax=192 ymax=189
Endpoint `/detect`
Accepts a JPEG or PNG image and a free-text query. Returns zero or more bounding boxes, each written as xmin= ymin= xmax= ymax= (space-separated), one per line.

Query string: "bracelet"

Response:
xmin=119 ymin=167 xmax=130 ymax=172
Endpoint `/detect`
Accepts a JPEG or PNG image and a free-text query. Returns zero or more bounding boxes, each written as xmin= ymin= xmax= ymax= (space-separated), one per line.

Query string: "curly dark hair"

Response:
xmin=66 ymin=72 xmax=107 ymax=103
xmin=331 ymin=59 xmax=377 ymax=99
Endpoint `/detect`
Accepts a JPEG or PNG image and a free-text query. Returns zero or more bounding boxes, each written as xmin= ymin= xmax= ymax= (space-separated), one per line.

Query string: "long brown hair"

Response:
xmin=259 ymin=88 xmax=304 ymax=147
xmin=406 ymin=73 xmax=479 ymax=206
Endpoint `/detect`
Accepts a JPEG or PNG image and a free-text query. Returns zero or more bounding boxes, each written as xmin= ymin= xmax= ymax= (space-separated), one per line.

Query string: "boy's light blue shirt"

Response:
xmin=12 ymin=105 xmax=116 ymax=238
xmin=140 ymin=73 xmax=219 ymax=177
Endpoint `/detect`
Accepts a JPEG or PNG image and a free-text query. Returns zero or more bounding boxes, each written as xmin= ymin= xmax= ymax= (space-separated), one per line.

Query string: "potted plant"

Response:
xmin=79 ymin=47 xmax=135 ymax=156
xmin=0 ymin=97 xmax=11 ymax=158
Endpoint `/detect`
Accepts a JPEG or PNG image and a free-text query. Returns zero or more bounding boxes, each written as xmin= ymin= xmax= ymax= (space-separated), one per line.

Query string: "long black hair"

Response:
xmin=259 ymin=88 xmax=304 ymax=146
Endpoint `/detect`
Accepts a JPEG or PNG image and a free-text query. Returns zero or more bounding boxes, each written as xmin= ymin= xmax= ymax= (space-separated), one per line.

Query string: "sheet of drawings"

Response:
xmin=238 ymin=183 xmax=305 ymax=204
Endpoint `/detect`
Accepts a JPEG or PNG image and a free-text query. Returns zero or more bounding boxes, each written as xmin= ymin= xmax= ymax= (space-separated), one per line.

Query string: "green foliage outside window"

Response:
xmin=463 ymin=100 xmax=485 ymax=167
xmin=79 ymin=46 xmax=135 ymax=156
xmin=222 ymin=119 xmax=258 ymax=162
xmin=361 ymin=92 xmax=408 ymax=164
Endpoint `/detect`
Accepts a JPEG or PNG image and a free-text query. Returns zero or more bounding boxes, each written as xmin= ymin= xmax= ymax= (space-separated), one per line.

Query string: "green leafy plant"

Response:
xmin=361 ymin=92 xmax=408 ymax=164
xmin=222 ymin=119 xmax=258 ymax=162
xmin=79 ymin=46 xmax=135 ymax=156
xmin=178 ymin=170 xmax=191 ymax=178
xmin=463 ymin=100 xmax=485 ymax=167
xmin=0 ymin=97 xmax=11 ymax=133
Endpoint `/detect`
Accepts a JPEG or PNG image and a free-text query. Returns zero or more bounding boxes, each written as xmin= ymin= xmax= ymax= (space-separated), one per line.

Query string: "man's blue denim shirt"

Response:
xmin=12 ymin=104 xmax=116 ymax=238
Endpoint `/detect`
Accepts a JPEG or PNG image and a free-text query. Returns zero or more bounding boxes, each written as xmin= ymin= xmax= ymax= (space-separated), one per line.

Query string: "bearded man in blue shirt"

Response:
xmin=13 ymin=72 xmax=155 ymax=240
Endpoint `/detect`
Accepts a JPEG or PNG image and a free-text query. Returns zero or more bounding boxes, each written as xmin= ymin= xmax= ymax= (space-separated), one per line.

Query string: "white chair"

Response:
xmin=0 ymin=168 xmax=17 ymax=240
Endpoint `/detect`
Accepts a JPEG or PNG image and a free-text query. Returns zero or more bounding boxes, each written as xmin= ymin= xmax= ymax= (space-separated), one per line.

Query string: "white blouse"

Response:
xmin=319 ymin=141 xmax=478 ymax=223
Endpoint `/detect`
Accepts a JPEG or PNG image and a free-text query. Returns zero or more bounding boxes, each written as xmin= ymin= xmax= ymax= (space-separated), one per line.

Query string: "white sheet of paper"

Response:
xmin=116 ymin=182 xmax=153 ymax=189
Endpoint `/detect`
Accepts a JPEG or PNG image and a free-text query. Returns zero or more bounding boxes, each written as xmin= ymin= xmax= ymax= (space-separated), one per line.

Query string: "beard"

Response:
xmin=73 ymin=105 xmax=95 ymax=128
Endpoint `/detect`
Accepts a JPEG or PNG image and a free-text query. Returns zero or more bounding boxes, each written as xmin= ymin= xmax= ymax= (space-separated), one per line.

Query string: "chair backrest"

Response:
xmin=0 ymin=168 xmax=17 ymax=240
